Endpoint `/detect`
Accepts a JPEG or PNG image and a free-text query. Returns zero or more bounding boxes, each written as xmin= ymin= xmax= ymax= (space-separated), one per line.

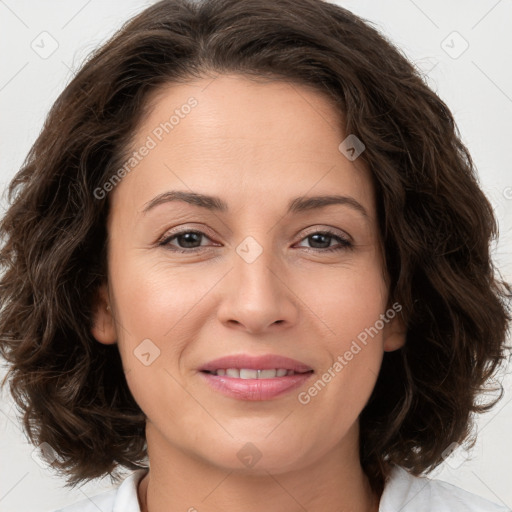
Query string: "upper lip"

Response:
xmin=199 ymin=354 xmax=314 ymax=373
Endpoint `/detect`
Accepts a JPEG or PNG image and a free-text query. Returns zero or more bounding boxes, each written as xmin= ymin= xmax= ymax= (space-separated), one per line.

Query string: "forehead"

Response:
xmin=111 ymin=74 xmax=374 ymax=216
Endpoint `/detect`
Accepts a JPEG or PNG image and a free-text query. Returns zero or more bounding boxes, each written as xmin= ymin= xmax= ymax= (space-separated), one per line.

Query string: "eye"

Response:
xmin=295 ymin=230 xmax=353 ymax=252
xmin=159 ymin=229 xmax=352 ymax=253
xmin=159 ymin=230 xmax=214 ymax=253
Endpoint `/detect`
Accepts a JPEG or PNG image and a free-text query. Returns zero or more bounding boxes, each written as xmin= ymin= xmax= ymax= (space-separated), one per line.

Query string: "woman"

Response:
xmin=0 ymin=0 xmax=510 ymax=511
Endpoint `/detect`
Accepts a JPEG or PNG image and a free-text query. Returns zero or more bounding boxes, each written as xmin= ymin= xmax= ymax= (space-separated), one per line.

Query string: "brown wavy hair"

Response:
xmin=1 ymin=0 xmax=511 ymax=495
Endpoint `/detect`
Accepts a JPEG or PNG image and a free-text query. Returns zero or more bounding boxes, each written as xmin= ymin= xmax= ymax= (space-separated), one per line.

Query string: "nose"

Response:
xmin=216 ymin=239 xmax=299 ymax=334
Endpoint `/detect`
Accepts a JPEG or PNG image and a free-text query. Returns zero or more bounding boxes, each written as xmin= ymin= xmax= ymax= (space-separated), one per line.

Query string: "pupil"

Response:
xmin=310 ymin=233 xmax=329 ymax=248
xmin=180 ymin=232 xmax=200 ymax=248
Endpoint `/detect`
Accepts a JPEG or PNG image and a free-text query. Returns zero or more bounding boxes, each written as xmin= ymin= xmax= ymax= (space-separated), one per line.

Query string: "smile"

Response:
xmin=202 ymin=368 xmax=313 ymax=378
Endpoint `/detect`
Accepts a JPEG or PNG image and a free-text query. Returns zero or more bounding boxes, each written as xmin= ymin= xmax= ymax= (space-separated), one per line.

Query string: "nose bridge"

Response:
xmin=233 ymin=234 xmax=282 ymax=302
xmin=217 ymin=233 xmax=297 ymax=331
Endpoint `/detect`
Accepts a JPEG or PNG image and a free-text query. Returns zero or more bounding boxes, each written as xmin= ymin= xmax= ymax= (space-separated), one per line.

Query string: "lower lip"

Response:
xmin=199 ymin=371 xmax=314 ymax=401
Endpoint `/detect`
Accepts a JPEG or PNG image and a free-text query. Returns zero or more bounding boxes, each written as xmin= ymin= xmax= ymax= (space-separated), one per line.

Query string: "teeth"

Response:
xmin=210 ymin=368 xmax=301 ymax=378
xmin=240 ymin=369 xmax=259 ymax=379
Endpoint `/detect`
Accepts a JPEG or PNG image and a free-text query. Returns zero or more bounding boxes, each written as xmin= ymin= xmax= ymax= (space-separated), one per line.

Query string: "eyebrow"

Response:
xmin=141 ymin=190 xmax=368 ymax=218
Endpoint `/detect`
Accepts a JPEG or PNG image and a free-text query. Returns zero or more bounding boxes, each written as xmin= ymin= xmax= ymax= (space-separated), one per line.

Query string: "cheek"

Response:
xmin=107 ymin=255 xmax=221 ymax=395
xmin=108 ymin=263 xmax=197 ymax=421
xmin=295 ymin=276 xmax=386 ymax=433
xmin=110 ymin=255 xmax=212 ymax=337
xmin=298 ymin=258 xmax=387 ymax=395
xmin=303 ymin=257 xmax=388 ymax=347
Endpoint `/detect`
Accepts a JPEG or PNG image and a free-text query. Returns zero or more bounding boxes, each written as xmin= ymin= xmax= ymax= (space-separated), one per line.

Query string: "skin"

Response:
xmin=91 ymin=74 xmax=406 ymax=512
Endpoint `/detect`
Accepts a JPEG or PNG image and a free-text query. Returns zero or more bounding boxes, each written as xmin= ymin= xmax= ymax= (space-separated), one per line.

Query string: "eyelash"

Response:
xmin=158 ymin=229 xmax=353 ymax=254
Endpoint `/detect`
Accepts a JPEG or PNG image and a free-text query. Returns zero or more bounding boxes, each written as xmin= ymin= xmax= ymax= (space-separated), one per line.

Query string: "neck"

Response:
xmin=138 ymin=422 xmax=380 ymax=512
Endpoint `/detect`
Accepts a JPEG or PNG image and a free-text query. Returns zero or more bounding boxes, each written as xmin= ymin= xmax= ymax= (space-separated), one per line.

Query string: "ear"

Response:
xmin=382 ymin=307 xmax=406 ymax=352
xmin=90 ymin=282 xmax=117 ymax=345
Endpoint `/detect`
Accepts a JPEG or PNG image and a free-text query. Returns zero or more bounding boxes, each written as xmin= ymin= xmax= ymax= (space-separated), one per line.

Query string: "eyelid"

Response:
xmin=299 ymin=224 xmax=353 ymax=243
xmin=157 ymin=223 xmax=217 ymax=244
xmin=157 ymin=223 xmax=354 ymax=253
xmin=158 ymin=224 xmax=351 ymax=244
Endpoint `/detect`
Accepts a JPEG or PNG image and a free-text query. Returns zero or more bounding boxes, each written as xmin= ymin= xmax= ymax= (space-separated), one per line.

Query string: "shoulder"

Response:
xmin=52 ymin=469 xmax=147 ymax=512
xmin=379 ymin=465 xmax=510 ymax=512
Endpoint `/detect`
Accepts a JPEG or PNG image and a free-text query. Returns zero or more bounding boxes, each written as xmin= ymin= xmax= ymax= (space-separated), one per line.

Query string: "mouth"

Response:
xmin=198 ymin=353 xmax=314 ymax=400
xmin=201 ymin=368 xmax=314 ymax=379
xmin=199 ymin=353 xmax=313 ymax=375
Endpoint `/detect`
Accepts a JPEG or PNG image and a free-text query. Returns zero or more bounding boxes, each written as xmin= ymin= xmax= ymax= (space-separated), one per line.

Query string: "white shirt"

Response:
xmin=54 ymin=465 xmax=510 ymax=512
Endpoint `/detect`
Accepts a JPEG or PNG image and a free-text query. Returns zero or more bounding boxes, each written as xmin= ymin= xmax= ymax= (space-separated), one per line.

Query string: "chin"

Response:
xmin=194 ymin=435 xmax=313 ymax=475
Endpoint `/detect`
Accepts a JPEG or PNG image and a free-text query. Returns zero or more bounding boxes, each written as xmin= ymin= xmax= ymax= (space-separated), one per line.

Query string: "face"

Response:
xmin=92 ymin=74 xmax=405 ymax=475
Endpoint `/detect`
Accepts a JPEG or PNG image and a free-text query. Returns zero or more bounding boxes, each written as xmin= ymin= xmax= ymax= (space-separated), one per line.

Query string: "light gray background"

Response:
xmin=0 ymin=1 xmax=511 ymax=511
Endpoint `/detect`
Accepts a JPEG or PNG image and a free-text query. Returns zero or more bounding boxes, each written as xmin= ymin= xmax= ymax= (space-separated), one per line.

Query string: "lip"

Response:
xmin=198 ymin=353 xmax=314 ymax=401
xmin=199 ymin=354 xmax=313 ymax=373
xmin=199 ymin=371 xmax=314 ymax=401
